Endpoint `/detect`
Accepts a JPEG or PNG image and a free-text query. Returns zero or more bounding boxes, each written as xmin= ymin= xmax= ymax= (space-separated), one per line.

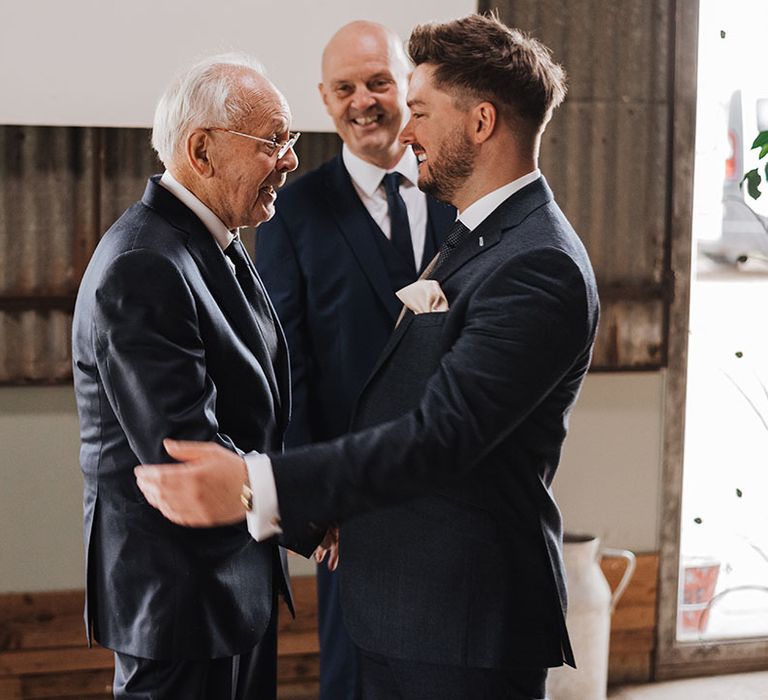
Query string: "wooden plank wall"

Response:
xmin=0 ymin=578 xmax=320 ymax=700
xmin=605 ymin=553 xmax=659 ymax=684
xmin=0 ymin=557 xmax=658 ymax=698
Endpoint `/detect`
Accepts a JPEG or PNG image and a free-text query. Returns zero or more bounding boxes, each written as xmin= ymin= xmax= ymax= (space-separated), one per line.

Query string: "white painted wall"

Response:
xmin=0 ymin=373 xmax=664 ymax=592
xmin=555 ymin=372 xmax=665 ymax=553
xmin=0 ymin=387 xmax=84 ymax=592
xmin=0 ymin=0 xmax=475 ymax=131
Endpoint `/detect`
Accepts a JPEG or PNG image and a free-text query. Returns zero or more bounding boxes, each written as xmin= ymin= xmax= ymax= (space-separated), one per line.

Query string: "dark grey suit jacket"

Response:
xmin=72 ymin=176 xmax=297 ymax=659
xmin=270 ymin=177 xmax=599 ymax=670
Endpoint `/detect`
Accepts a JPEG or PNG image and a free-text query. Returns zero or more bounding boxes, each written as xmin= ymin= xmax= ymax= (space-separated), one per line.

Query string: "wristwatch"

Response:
xmin=240 ymin=482 xmax=253 ymax=512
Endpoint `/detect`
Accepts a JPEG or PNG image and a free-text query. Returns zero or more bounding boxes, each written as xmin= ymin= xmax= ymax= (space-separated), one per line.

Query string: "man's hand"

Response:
xmin=135 ymin=439 xmax=248 ymax=527
xmin=314 ymin=525 xmax=340 ymax=571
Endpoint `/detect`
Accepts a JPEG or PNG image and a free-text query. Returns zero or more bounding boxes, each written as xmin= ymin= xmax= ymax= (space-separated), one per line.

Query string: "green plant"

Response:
xmin=742 ymin=131 xmax=768 ymax=199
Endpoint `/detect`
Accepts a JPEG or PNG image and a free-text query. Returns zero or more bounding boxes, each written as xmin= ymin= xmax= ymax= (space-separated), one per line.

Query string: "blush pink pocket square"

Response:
xmin=395 ymin=280 xmax=449 ymax=314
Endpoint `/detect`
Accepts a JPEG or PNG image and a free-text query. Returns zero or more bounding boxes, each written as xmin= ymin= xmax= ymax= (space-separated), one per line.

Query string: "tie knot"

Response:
xmin=382 ymin=172 xmax=403 ymax=195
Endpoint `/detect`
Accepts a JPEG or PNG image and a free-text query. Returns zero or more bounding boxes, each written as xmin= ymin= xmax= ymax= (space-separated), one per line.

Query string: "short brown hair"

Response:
xmin=407 ymin=13 xmax=566 ymax=133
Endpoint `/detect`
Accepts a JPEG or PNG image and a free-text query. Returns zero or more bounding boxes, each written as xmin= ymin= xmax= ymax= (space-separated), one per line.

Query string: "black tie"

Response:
xmin=381 ymin=172 xmax=416 ymax=274
xmin=224 ymin=238 xmax=278 ymax=360
xmin=431 ymin=220 xmax=471 ymax=276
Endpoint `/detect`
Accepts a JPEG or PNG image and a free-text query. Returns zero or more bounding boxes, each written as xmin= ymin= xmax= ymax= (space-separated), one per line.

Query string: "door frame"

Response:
xmin=656 ymin=0 xmax=768 ymax=678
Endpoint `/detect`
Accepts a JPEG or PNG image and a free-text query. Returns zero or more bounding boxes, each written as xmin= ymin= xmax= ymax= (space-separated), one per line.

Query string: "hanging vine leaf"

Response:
xmin=742 ymin=169 xmax=762 ymax=199
xmin=736 ymin=488 xmax=743 ymax=498
xmin=751 ymin=130 xmax=768 ymax=152
xmin=742 ymin=132 xmax=768 ymax=199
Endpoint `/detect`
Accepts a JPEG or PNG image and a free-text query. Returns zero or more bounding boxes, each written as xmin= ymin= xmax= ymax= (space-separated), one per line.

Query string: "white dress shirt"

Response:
xmin=343 ymin=144 xmax=429 ymax=269
xmin=243 ymin=169 xmax=542 ymax=542
xmin=457 ymin=169 xmax=541 ymax=230
xmin=159 ymin=171 xmax=234 ymax=251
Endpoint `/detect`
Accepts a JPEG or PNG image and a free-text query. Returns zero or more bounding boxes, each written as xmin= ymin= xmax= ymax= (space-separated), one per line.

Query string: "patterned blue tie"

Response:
xmin=431 ymin=219 xmax=471 ymax=276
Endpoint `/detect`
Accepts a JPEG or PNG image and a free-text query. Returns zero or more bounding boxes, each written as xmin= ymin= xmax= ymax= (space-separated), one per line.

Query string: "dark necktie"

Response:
xmin=224 ymin=238 xmax=278 ymax=361
xmin=381 ymin=172 xmax=416 ymax=274
xmin=430 ymin=219 xmax=471 ymax=277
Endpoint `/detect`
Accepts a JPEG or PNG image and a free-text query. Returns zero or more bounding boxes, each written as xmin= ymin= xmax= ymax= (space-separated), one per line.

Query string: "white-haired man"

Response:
xmin=72 ymin=54 xmax=302 ymax=699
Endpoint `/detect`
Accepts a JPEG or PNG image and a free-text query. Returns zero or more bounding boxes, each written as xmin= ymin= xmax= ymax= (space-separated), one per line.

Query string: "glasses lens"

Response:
xmin=277 ymin=132 xmax=300 ymax=159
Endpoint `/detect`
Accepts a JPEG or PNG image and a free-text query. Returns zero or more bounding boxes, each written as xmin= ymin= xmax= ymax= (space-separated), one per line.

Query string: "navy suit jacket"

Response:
xmin=270 ymin=177 xmax=599 ymax=670
xmin=72 ymin=176 xmax=298 ymax=660
xmin=255 ymin=154 xmax=454 ymax=448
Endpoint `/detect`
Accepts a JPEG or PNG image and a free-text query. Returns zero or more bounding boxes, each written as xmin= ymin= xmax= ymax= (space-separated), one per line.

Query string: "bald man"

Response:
xmin=254 ymin=21 xmax=454 ymax=700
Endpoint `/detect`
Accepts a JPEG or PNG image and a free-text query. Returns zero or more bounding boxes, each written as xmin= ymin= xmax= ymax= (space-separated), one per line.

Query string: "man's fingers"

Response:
xmin=162 ymin=438 xmax=222 ymax=462
xmin=134 ymin=463 xmax=189 ymax=484
xmin=327 ymin=545 xmax=339 ymax=571
xmin=135 ymin=472 xmax=161 ymax=507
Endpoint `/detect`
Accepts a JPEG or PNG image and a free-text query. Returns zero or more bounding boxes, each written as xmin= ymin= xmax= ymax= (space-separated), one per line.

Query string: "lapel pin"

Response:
xmin=479 ymin=236 xmax=485 ymax=247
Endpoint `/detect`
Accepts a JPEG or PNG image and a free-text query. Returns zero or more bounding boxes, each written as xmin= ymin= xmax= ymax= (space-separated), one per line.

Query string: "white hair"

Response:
xmin=151 ymin=53 xmax=266 ymax=166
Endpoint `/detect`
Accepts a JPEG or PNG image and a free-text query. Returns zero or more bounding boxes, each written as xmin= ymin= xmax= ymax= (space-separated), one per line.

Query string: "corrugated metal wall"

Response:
xmin=481 ymin=0 xmax=676 ymax=368
xmin=0 ymin=127 xmax=340 ymax=383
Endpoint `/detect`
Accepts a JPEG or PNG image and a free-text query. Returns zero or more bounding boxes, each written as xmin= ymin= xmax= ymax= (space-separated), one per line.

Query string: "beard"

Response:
xmin=417 ymin=126 xmax=476 ymax=204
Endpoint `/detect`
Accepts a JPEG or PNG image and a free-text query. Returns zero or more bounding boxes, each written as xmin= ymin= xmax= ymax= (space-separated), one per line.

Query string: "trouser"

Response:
xmin=112 ymin=605 xmax=278 ymax=700
xmin=359 ymin=649 xmax=548 ymax=700
xmin=317 ymin=564 xmax=362 ymax=700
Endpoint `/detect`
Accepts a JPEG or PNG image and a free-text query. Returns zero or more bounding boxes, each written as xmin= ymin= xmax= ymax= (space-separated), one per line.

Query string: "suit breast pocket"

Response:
xmin=408 ymin=311 xmax=448 ymax=328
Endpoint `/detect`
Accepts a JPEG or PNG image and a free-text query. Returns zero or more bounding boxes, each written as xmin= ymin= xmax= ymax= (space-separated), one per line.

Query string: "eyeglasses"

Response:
xmin=207 ymin=127 xmax=301 ymax=159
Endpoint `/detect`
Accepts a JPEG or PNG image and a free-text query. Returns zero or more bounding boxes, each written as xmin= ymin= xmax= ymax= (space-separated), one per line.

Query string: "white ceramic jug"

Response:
xmin=546 ymin=534 xmax=636 ymax=700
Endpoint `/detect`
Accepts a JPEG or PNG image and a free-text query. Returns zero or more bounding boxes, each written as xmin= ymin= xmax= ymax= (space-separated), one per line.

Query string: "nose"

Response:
xmin=400 ymin=117 xmax=415 ymax=145
xmin=350 ymin=86 xmax=377 ymax=113
xmin=276 ymin=146 xmax=298 ymax=173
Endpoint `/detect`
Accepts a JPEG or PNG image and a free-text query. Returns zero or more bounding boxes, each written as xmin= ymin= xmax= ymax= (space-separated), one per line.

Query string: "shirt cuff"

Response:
xmin=243 ymin=452 xmax=283 ymax=541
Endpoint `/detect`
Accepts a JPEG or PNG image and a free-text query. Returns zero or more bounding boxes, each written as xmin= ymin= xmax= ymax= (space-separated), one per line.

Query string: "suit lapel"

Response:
xmin=324 ymin=158 xmax=401 ymax=320
xmin=142 ymin=178 xmax=285 ymax=421
xmin=252 ymin=265 xmax=291 ymax=431
xmin=186 ymin=228 xmax=283 ymax=411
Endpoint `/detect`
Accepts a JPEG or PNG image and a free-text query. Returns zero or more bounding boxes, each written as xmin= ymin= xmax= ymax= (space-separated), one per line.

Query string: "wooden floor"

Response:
xmin=0 ymin=556 xmax=658 ymax=699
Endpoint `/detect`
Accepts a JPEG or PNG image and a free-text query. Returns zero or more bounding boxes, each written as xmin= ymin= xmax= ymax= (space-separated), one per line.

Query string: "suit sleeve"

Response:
xmin=255 ymin=212 xmax=314 ymax=446
xmin=270 ymin=247 xmax=595 ymax=533
xmin=93 ymin=248 xmax=236 ymax=463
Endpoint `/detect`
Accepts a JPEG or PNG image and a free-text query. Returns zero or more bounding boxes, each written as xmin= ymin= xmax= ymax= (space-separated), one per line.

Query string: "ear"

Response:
xmin=318 ymin=82 xmax=330 ymax=112
xmin=471 ymin=101 xmax=497 ymax=144
xmin=186 ymin=128 xmax=214 ymax=178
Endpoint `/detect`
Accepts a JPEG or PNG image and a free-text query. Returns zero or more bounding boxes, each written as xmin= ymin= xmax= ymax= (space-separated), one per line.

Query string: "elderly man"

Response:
xmin=72 ymin=54 xmax=301 ymax=699
xmin=254 ymin=21 xmax=453 ymax=700
xmin=137 ymin=14 xmax=599 ymax=700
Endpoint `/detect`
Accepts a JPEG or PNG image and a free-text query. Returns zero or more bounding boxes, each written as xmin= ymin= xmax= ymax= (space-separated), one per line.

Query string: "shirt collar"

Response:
xmin=459 ymin=169 xmax=541 ymax=231
xmin=342 ymin=144 xmax=420 ymax=197
xmin=159 ymin=170 xmax=235 ymax=251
